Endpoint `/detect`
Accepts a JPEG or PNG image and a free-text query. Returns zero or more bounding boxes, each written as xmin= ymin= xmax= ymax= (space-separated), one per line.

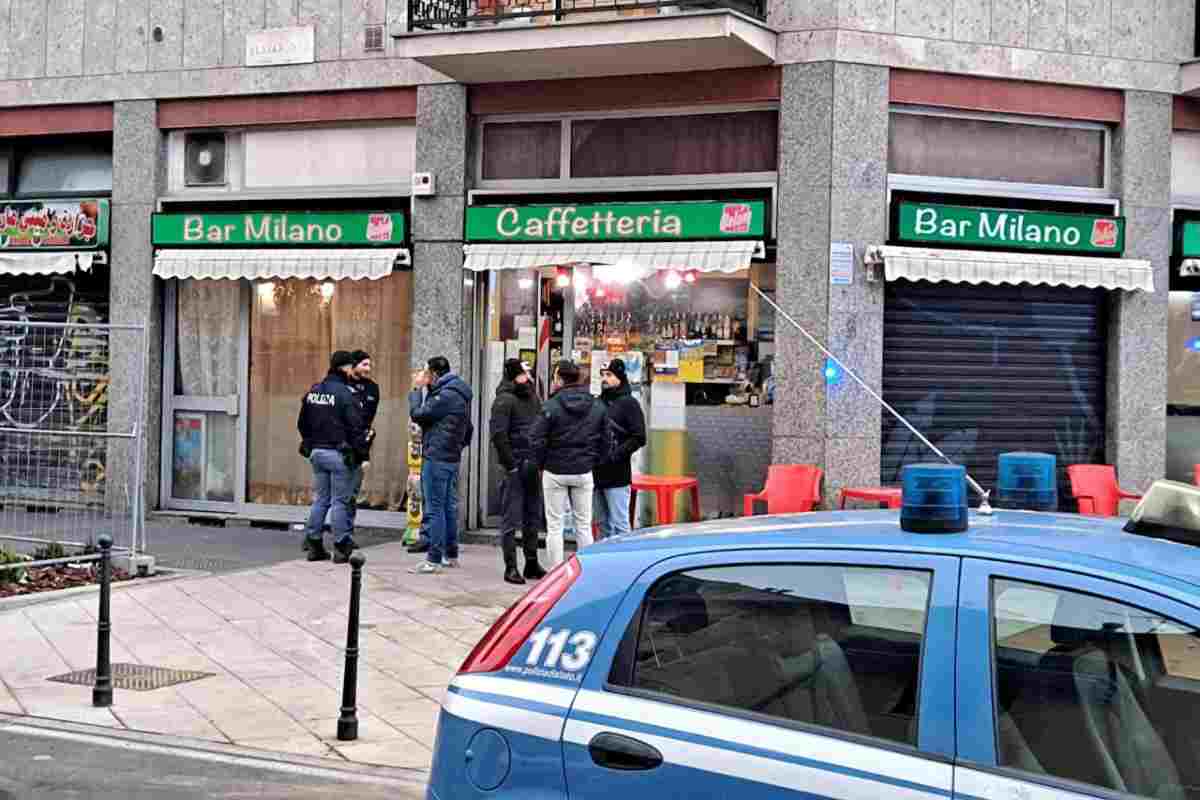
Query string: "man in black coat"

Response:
xmin=593 ymin=358 xmax=647 ymax=540
xmin=347 ymin=350 xmax=379 ymax=528
xmin=297 ymin=351 xmax=370 ymax=563
xmin=530 ymin=359 xmax=608 ymax=566
xmin=489 ymin=358 xmax=546 ymax=585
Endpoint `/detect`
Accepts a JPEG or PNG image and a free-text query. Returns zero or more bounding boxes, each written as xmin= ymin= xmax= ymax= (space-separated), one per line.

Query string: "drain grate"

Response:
xmin=47 ymin=663 xmax=215 ymax=692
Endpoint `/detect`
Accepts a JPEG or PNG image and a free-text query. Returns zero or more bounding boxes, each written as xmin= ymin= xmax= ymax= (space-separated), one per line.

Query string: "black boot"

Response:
xmin=504 ymin=566 xmax=525 ymax=585
xmin=306 ymin=539 xmax=331 ymax=562
xmin=522 ymin=530 xmax=546 ymax=580
xmin=333 ymin=538 xmax=357 ymax=564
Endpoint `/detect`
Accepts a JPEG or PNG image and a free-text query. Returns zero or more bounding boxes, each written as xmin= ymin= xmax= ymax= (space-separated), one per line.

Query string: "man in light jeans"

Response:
xmin=530 ymin=360 xmax=608 ymax=565
xmin=593 ymin=358 xmax=646 ymax=540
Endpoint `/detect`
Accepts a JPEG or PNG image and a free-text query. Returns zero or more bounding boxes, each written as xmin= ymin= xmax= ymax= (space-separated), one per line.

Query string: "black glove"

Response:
xmin=339 ymin=445 xmax=359 ymax=469
xmin=298 ymin=441 xmax=312 ymax=458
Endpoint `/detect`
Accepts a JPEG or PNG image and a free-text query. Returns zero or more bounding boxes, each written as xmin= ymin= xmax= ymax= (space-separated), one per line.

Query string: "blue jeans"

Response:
xmin=307 ymin=449 xmax=357 ymax=546
xmin=593 ymin=485 xmax=632 ymax=540
xmin=423 ymin=458 xmax=459 ymax=564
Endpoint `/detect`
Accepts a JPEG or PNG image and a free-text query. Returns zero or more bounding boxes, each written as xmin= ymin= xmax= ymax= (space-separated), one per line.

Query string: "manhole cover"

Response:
xmin=46 ymin=663 xmax=215 ymax=691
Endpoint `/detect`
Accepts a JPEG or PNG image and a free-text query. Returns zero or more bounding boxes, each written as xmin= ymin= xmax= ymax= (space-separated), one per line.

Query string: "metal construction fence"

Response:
xmin=0 ymin=320 xmax=148 ymax=559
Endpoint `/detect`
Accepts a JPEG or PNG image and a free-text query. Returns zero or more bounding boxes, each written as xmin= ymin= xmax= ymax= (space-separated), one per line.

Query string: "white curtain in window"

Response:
xmin=176 ymin=279 xmax=239 ymax=397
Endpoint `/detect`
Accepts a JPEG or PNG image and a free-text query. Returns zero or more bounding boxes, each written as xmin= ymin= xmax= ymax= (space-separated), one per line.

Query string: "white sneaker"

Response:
xmin=442 ymin=558 xmax=460 ymax=568
xmin=409 ymin=560 xmax=442 ymax=574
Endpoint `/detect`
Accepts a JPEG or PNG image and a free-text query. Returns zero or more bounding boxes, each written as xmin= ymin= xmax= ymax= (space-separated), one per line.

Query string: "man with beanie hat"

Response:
xmin=490 ymin=358 xmax=546 ymax=585
xmin=297 ymin=350 xmax=370 ymax=562
xmin=593 ymin=357 xmax=646 ymax=540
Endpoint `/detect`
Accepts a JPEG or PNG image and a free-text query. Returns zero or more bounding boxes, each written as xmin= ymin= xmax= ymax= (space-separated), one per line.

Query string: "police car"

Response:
xmin=428 ymin=466 xmax=1200 ymax=800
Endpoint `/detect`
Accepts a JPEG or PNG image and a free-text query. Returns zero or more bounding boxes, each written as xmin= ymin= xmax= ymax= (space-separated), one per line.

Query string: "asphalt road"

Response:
xmin=4 ymin=514 xmax=410 ymax=574
xmin=0 ymin=715 xmax=428 ymax=800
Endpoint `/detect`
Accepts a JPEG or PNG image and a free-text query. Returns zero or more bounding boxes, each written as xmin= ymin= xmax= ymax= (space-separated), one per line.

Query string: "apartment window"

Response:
xmin=889 ymin=111 xmax=1106 ymax=189
xmin=570 ymin=111 xmax=778 ymax=178
xmin=478 ymin=109 xmax=779 ymax=183
xmin=481 ymin=121 xmax=562 ymax=181
xmin=15 ymin=139 xmax=113 ymax=196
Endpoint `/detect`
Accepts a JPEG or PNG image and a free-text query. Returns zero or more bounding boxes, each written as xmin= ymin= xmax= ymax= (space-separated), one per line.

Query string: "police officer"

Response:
xmin=298 ymin=351 xmax=370 ymax=563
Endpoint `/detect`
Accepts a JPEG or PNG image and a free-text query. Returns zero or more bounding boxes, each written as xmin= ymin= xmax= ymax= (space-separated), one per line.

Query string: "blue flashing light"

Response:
xmin=824 ymin=358 xmax=842 ymax=385
xmin=996 ymin=451 xmax=1058 ymax=511
xmin=900 ymin=463 xmax=968 ymax=534
xmin=1188 ymin=336 xmax=1200 ymax=353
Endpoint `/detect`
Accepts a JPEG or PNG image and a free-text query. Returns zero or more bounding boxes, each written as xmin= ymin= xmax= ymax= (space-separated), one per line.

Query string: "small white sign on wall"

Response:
xmin=246 ymin=25 xmax=316 ymax=67
xmin=830 ymin=242 xmax=854 ymax=286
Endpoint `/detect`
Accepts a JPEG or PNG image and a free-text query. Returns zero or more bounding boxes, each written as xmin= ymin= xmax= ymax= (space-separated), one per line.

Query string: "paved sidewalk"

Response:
xmin=0 ymin=541 xmax=525 ymax=769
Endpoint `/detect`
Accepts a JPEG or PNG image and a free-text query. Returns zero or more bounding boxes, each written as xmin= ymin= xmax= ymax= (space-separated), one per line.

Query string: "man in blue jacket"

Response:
xmin=409 ymin=356 xmax=474 ymax=574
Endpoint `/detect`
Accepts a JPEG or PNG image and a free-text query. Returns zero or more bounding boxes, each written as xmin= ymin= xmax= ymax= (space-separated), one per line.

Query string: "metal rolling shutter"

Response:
xmin=881 ymin=281 xmax=1107 ymax=510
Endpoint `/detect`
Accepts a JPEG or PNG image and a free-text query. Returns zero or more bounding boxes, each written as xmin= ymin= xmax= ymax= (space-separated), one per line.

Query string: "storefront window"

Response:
xmin=247 ymin=274 xmax=413 ymax=510
xmin=889 ymin=112 xmax=1106 ymax=188
xmin=1167 ymin=291 xmax=1200 ymax=483
xmin=473 ymin=262 xmax=775 ymax=522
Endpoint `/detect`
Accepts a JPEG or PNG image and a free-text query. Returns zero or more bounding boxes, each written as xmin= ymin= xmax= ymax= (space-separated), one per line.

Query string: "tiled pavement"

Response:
xmin=0 ymin=542 xmax=525 ymax=769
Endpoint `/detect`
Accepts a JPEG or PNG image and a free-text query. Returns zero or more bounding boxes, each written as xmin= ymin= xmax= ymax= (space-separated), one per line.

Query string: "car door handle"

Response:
xmin=588 ymin=732 xmax=663 ymax=771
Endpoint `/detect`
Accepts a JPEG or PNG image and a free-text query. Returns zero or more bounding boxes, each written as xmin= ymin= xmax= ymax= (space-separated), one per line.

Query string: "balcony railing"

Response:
xmin=408 ymin=0 xmax=766 ymax=32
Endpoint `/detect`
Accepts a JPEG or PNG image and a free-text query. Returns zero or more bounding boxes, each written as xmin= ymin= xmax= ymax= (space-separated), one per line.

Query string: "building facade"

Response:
xmin=0 ymin=0 xmax=1193 ymax=528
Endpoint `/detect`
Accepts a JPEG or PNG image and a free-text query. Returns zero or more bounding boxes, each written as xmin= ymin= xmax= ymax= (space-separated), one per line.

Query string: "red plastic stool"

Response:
xmin=631 ymin=474 xmax=700 ymax=526
xmin=839 ymin=487 xmax=903 ymax=509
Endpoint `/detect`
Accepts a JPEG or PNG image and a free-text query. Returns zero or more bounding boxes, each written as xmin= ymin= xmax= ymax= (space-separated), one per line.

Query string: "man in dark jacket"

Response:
xmin=530 ymin=359 xmax=607 ymax=566
xmin=297 ymin=351 xmax=370 ymax=563
xmin=593 ymin=358 xmax=647 ymax=540
xmin=409 ymin=356 xmax=474 ymax=575
xmin=347 ymin=350 xmax=379 ymax=527
xmin=490 ymin=359 xmax=546 ymax=585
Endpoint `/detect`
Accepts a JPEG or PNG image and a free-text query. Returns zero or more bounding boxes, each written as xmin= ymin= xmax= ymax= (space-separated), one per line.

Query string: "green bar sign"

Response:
xmin=1182 ymin=222 xmax=1200 ymax=257
xmin=0 ymin=198 xmax=109 ymax=250
xmin=897 ymin=202 xmax=1124 ymax=254
xmin=465 ymin=200 xmax=765 ymax=242
xmin=152 ymin=211 xmax=406 ymax=247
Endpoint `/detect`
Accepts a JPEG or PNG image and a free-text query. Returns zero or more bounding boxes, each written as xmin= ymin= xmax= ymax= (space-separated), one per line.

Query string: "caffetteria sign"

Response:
xmin=898 ymin=202 xmax=1124 ymax=254
xmin=0 ymin=199 xmax=109 ymax=250
xmin=466 ymin=200 xmax=766 ymax=242
xmin=152 ymin=211 xmax=406 ymax=246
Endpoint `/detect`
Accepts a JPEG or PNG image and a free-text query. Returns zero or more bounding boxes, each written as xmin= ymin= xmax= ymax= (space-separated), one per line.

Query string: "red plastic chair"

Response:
xmin=744 ymin=465 xmax=823 ymax=516
xmin=1194 ymin=464 xmax=1199 ymax=487
xmin=1067 ymin=464 xmax=1142 ymax=517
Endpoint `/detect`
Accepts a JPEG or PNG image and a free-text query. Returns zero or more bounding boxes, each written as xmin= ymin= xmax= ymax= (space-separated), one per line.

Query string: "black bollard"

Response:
xmin=93 ymin=533 xmax=113 ymax=708
xmin=337 ymin=551 xmax=366 ymax=741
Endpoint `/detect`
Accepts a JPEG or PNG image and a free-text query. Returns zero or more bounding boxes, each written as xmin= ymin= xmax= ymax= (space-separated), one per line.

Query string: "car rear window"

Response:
xmin=610 ymin=564 xmax=932 ymax=747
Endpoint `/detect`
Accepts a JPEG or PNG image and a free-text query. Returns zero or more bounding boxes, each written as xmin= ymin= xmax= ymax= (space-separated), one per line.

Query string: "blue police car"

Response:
xmin=428 ymin=472 xmax=1200 ymax=800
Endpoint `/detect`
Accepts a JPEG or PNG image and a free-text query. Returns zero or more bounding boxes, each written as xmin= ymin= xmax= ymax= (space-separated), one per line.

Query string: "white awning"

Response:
xmin=877 ymin=245 xmax=1155 ymax=292
xmin=0 ymin=251 xmax=98 ymax=276
xmin=462 ymin=240 xmax=764 ymax=273
xmin=152 ymin=248 xmax=410 ymax=281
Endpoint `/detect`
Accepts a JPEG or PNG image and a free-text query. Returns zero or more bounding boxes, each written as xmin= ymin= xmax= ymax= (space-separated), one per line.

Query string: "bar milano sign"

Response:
xmin=466 ymin=200 xmax=766 ymax=242
xmin=898 ymin=202 xmax=1124 ymax=255
xmin=152 ymin=212 xmax=406 ymax=246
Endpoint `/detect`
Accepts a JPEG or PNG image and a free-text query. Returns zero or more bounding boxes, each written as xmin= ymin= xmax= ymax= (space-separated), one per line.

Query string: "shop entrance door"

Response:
xmin=467 ymin=267 xmax=558 ymax=530
xmin=161 ymin=279 xmax=248 ymax=510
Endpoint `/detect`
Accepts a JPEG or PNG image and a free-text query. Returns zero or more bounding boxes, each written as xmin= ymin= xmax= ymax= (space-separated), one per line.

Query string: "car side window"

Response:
xmin=612 ymin=564 xmax=932 ymax=747
xmin=992 ymin=578 xmax=1200 ymax=800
